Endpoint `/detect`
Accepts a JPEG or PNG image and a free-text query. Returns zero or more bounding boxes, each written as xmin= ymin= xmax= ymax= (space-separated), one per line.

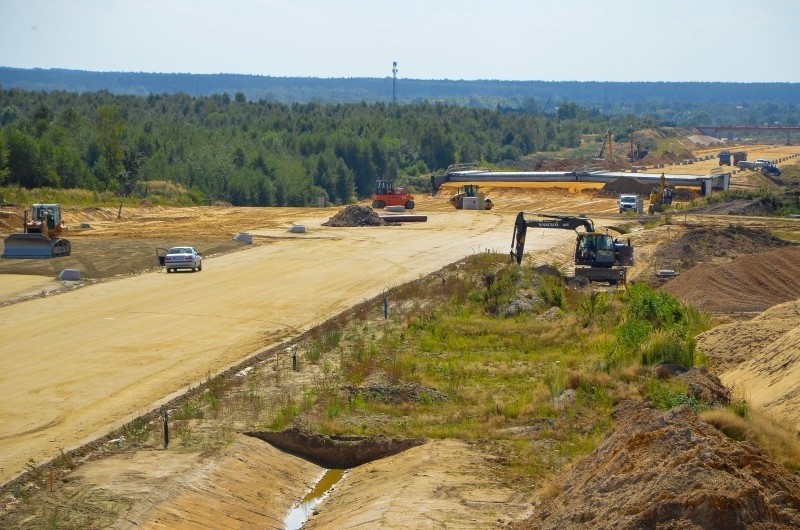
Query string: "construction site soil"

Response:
xmin=513 ymin=401 xmax=800 ymax=530
xmin=2 ymin=142 xmax=800 ymax=529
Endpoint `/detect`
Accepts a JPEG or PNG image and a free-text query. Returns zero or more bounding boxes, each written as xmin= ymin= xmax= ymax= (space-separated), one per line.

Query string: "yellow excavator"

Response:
xmin=2 ymin=204 xmax=72 ymax=258
xmin=648 ymin=173 xmax=674 ymax=214
xmin=510 ymin=212 xmax=633 ymax=284
xmin=448 ymin=184 xmax=494 ymax=210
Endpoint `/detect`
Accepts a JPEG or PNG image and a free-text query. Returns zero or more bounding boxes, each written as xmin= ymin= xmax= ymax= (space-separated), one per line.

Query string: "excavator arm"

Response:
xmin=511 ymin=212 xmax=594 ymax=265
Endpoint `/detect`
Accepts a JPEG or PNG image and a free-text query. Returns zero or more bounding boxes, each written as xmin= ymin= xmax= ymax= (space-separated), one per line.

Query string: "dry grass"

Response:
xmin=700 ymin=407 xmax=800 ymax=472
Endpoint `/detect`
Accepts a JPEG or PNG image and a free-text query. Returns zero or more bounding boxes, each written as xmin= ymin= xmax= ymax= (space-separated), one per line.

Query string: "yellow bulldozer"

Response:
xmin=2 ymin=203 xmax=72 ymax=258
xmin=448 ymin=184 xmax=494 ymax=210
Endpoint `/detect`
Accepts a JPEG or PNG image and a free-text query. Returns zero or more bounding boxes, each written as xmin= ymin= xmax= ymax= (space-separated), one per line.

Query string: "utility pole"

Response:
xmin=392 ymin=61 xmax=398 ymax=103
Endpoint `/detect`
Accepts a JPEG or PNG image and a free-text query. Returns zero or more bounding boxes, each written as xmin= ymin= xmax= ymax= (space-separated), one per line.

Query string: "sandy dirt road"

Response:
xmin=0 ymin=198 xmax=593 ymax=485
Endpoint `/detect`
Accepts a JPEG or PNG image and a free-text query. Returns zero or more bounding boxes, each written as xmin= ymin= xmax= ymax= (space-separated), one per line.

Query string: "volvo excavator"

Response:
xmin=510 ymin=212 xmax=633 ymax=284
xmin=2 ymin=203 xmax=71 ymax=258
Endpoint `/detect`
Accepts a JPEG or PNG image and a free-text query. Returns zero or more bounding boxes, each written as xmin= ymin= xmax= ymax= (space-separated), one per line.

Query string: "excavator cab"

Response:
xmin=575 ymin=233 xmax=615 ymax=268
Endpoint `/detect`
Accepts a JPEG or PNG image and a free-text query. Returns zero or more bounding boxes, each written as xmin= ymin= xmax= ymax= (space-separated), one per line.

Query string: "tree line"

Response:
xmin=3 ymin=67 xmax=800 ymax=109
xmin=0 ymin=88 xmax=622 ymax=206
xmin=2 ymin=85 xmax=797 ymax=207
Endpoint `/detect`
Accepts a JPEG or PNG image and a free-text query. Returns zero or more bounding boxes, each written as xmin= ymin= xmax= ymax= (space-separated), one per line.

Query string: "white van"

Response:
xmin=619 ymin=194 xmax=638 ymax=213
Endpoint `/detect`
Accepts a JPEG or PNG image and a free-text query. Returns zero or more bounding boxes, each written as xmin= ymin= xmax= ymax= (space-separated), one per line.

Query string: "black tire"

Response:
xmin=373 ymin=200 xmax=385 ymax=209
xmin=198 ymin=261 xmax=203 ymax=272
xmin=405 ymin=200 xmax=415 ymax=210
xmin=166 ymin=268 xmax=172 ymax=273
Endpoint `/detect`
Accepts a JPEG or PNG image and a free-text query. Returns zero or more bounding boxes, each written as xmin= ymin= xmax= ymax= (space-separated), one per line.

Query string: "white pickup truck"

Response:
xmin=619 ymin=194 xmax=639 ymax=213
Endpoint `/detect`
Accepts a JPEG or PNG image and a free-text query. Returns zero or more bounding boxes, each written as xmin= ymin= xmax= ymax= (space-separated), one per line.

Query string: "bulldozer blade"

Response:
xmin=2 ymin=233 xmax=71 ymax=259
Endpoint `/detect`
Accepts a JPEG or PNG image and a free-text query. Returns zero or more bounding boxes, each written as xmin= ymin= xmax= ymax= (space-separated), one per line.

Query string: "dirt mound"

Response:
xmin=678 ymin=366 xmax=731 ymax=405
xmin=687 ymin=134 xmax=726 ymax=147
xmin=697 ymin=299 xmax=800 ymax=374
xmin=722 ymin=317 xmax=800 ymax=432
xmin=685 ymin=197 xmax=779 ymax=216
xmin=516 ymin=401 xmax=800 ymax=530
xmin=661 ymin=246 xmax=800 ymax=314
xmin=600 ymin=177 xmax=655 ymax=196
xmin=653 ymin=224 xmax=795 ymax=271
xmin=323 ymin=205 xmax=386 ymax=227
xmin=0 ymin=208 xmax=22 ymax=234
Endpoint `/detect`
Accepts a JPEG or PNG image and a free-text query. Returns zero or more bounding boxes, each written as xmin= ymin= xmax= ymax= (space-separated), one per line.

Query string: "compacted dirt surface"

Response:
xmin=2 ymin=142 xmax=800 ymax=528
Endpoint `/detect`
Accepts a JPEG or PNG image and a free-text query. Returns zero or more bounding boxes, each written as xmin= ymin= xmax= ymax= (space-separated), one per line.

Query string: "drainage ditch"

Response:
xmin=245 ymin=426 xmax=425 ymax=529
xmin=284 ymin=468 xmax=345 ymax=530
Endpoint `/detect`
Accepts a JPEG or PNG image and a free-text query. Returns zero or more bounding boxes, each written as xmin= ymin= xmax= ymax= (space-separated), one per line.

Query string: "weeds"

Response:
xmin=122 ymin=417 xmax=150 ymax=446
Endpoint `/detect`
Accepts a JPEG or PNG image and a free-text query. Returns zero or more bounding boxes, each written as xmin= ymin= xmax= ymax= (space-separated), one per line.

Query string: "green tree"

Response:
xmin=97 ymin=105 xmax=124 ymax=185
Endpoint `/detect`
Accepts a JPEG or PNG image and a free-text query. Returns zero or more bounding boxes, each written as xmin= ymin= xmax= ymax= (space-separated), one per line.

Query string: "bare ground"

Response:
xmin=2 ymin=143 xmax=800 ymax=528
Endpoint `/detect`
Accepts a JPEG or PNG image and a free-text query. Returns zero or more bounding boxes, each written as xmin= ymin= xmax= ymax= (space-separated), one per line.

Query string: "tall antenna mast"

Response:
xmin=392 ymin=61 xmax=398 ymax=103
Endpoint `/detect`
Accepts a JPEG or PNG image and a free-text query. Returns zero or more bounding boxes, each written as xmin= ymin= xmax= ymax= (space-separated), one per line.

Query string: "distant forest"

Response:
xmin=2 ymin=67 xmax=799 ymax=119
xmin=1 ymin=68 xmax=798 ymax=207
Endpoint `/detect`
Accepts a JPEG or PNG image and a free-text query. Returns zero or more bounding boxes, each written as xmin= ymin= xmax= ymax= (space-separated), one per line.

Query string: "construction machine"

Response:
xmin=2 ymin=203 xmax=71 ymax=259
xmin=648 ymin=173 xmax=674 ymax=214
xmin=448 ymin=184 xmax=494 ymax=210
xmin=510 ymin=212 xmax=634 ymax=284
xmin=593 ymin=128 xmax=613 ymax=161
xmin=371 ymin=179 xmax=414 ymax=209
xmin=761 ymin=162 xmax=782 ymax=177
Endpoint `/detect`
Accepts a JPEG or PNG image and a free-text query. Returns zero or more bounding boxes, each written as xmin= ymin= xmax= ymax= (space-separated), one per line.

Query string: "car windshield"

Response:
xmin=168 ymin=248 xmax=191 ymax=254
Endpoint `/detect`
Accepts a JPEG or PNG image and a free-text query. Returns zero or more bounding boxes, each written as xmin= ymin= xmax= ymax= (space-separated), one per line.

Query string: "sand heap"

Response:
xmin=662 ymin=246 xmax=800 ymax=314
xmin=697 ymin=299 xmax=800 ymax=374
xmin=322 ymin=205 xmax=386 ymax=227
xmin=719 ymin=300 xmax=800 ymax=432
xmin=515 ymin=401 xmax=800 ymax=530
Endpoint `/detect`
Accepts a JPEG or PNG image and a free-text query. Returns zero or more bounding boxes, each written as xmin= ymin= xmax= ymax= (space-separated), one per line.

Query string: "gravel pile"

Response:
xmin=323 ymin=205 xmax=386 ymax=227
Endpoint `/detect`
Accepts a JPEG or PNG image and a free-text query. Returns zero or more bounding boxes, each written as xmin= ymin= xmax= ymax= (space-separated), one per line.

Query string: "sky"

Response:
xmin=1 ymin=0 xmax=799 ymax=83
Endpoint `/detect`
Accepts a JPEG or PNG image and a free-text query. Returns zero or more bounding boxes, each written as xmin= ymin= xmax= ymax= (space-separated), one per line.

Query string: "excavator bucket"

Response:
xmin=2 ymin=233 xmax=71 ymax=259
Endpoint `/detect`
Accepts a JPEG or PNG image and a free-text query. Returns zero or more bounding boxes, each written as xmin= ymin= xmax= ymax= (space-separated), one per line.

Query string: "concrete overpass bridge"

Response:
xmin=430 ymin=166 xmax=730 ymax=196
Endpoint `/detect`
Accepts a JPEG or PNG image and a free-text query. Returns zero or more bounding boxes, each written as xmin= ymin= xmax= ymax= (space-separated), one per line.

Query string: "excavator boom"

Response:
xmin=511 ymin=212 xmax=594 ymax=264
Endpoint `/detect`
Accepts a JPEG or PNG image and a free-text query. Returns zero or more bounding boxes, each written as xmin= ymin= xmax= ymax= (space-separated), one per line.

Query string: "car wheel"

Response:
xmin=166 ymin=268 xmax=172 ymax=273
xmin=198 ymin=261 xmax=202 ymax=271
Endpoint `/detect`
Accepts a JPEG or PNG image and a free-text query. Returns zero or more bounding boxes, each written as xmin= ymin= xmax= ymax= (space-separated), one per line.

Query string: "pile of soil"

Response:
xmin=599 ymin=177 xmax=698 ymax=201
xmin=685 ymin=197 xmax=780 ymax=216
xmin=323 ymin=205 xmax=386 ymax=227
xmin=600 ymin=177 xmax=655 ymax=197
xmin=652 ymin=224 xmax=795 ymax=270
xmin=721 ymin=315 xmax=800 ymax=431
xmin=697 ymin=299 xmax=800 ymax=374
xmin=515 ymin=401 xmax=800 ymax=530
xmin=661 ymin=246 xmax=800 ymax=314
xmin=0 ymin=208 xmax=22 ymax=233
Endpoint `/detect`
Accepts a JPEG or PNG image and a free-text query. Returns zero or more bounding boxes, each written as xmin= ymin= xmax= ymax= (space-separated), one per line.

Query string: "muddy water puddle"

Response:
xmin=284 ymin=468 xmax=346 ymax=529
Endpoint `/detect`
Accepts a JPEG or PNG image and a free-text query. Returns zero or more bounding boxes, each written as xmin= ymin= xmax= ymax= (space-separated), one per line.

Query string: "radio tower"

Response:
xmin=392 ymin=61 xmax=398 ymax=103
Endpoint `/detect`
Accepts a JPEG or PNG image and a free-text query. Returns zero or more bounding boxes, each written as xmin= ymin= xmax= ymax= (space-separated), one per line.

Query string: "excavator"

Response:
xmin=648 ymin=173 xmax=674 ymax=214
xmin=2 ymin=203 xmax=72 ymax=258
xmin=510 ymin=212 xmax=634 ymax=284
xmin=448 ymin=184 xmax=494 ymax=210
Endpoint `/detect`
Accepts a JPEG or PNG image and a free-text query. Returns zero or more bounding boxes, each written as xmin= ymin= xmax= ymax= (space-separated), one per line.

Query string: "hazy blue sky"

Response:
xmin=2 ymin=0 xmax=798 ymax=82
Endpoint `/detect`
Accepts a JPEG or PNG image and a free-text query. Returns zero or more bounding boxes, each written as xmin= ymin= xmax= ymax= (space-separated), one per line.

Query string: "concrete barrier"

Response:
xmin=233 ymin=232 xmax=253 ymax=244
xmin=58 ymin=269 xmax=81 ymax=281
